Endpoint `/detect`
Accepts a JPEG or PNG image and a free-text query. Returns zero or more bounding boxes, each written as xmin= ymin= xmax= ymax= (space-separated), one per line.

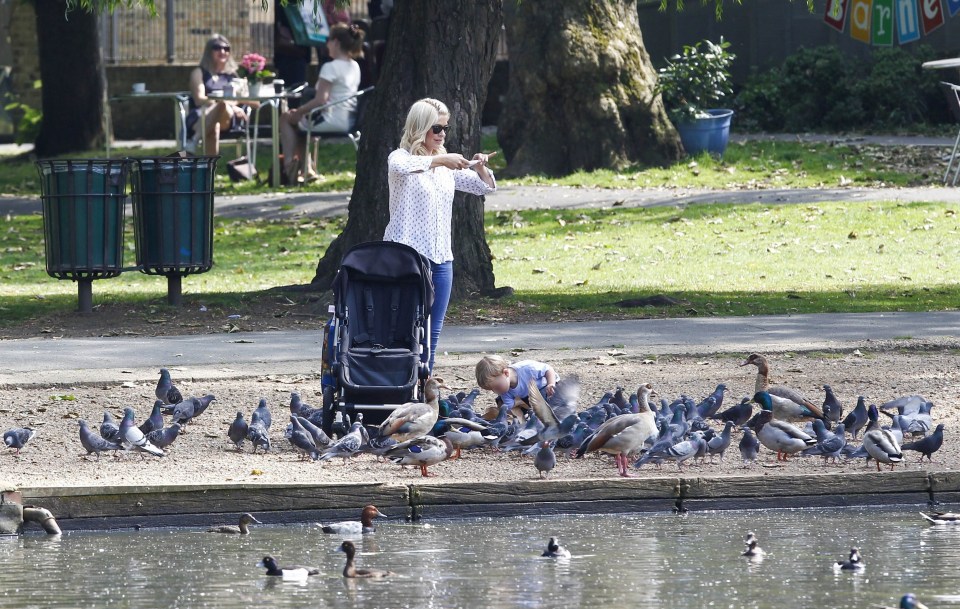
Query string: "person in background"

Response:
xmin=279 ymin=23 xmax=364 ymax=184
xmin=273 ymin=3 xmax=311 ymax=87
xmin=384 ymin=98 xmax=497 ymax=372
xmin=186 ymin=34 xmax=248 ymax=156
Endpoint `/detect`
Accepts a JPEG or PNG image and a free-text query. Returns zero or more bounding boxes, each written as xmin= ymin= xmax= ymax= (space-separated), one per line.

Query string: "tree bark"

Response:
xmin=498 ymin=0 xmax=683 ymax=177
xmin=34 ymin=0 xmax=107 ymax=156
xmin=308 ymin=0 xmax=502 ymax=298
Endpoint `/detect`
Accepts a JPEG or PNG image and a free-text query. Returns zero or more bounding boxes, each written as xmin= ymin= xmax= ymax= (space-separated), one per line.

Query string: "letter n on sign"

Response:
xmin=850 ymin=0 xmax=873 ymax=42
xmin=873 ymin=0 xmax=894 ymax=44
xmin=825 ymin=0 xmax=849 ymax=30
xmin=897 ymin=0 xmax=921 ymax=42
xmin=921 ymin=0 xmax=945 ymax=33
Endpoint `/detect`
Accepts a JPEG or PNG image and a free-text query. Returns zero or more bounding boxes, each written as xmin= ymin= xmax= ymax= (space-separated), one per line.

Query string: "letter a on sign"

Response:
xmin=850 ymin=0 xmax=873 ymax=42
xmin=873 ymin=0 xmax=894 ymax=44
xmin=921 ymin=0 xmax=945 ymax=32
xmin=897 ymin=0 xmax=921 ymax=42
xmin=824 ymin=0 xmax=849 ymax=30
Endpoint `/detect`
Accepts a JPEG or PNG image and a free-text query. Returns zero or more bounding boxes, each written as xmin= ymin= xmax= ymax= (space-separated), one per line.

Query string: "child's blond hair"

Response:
xmin=475 ymin=354 xmax=509 ymax=388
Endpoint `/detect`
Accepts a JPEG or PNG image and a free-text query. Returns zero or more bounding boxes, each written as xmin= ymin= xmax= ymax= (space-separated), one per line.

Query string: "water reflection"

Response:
xmin=0 ymin=506 xmax=957 ymax=609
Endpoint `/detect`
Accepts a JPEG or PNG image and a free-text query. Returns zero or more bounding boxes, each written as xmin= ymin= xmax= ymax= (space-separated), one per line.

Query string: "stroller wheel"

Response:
xmin=321 ymin=386 xmax=336 ymax=437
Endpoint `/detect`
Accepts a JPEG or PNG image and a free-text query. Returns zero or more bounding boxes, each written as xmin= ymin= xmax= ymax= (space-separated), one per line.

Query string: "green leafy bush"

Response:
xmin=657 ymin=38 xmax=736 ymax=124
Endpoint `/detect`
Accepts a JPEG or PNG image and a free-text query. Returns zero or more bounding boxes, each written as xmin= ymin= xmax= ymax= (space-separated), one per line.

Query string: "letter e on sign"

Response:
xmin=921 ymin=0 xmax=945 ymax=32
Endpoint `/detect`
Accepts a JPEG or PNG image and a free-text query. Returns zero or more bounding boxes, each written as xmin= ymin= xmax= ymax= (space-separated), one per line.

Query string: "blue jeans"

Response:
xmin=427 ymin=260 xmax=452 ymax=373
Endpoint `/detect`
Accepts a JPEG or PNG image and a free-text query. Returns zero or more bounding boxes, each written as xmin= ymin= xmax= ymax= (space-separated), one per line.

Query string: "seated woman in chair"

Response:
xmin=186 ymin=34 xmax=249 ymax=156
xmin=280 ymin=23 xmax=365 ymax=184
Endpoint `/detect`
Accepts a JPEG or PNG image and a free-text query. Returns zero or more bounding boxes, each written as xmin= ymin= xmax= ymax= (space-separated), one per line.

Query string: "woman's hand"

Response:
xmin=471 ymin=151 xmax=496 ymax=167
xmin=432 ymin=153 xmax=470 ymax=170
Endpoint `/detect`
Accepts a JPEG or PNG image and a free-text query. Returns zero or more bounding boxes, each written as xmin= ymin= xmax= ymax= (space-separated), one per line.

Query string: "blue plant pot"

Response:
xmin=676 ymin=109 xmax=734 ymax=157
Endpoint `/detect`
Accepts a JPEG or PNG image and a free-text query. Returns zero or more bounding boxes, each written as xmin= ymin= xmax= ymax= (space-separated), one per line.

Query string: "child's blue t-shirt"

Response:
xmin=500 ymin=360 xmax=552 ymax=408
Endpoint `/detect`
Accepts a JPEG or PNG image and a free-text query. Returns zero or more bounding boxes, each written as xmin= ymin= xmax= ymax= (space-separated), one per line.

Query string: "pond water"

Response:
xmin=1 ymin=505 xmax=959 ymax=609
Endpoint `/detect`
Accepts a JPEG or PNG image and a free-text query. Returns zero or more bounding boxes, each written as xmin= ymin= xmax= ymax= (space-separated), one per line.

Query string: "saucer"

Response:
xmin=131 ymin=90 xmax=149 ymax=95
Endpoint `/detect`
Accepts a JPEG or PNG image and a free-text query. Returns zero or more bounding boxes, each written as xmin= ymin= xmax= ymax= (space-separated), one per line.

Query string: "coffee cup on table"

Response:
xmin=209 ymin=90 xmax=224 ymax=98
xmin=273 ymin=79 xmax=285 ymax=94
xmin=131 ymin=82 xmax=146 ymax=93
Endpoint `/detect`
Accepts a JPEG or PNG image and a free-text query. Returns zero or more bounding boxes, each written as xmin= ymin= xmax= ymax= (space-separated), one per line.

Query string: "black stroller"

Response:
xmin=319 ymin=241 xmax=434 ymax=435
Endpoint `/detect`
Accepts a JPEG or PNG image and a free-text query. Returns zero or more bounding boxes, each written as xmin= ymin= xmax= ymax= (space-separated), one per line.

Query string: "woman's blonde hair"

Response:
xmin=399 ymin=98 xmax=449 ymax=156
xmin=475 ymin=355 xmax=509 ymax=388
xmin=199 ymin=34 xmax=238 ymax=75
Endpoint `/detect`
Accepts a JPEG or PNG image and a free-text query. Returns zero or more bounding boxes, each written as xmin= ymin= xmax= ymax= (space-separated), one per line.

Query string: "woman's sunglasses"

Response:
xmin=212 ymin=45 xmax=231 ymax=52
xmin=430 ymin=124 xmax=450 ymax=135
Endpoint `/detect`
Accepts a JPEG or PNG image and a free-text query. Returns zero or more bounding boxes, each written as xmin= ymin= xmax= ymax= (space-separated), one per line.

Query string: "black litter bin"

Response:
xmin=35 ymin=159 xmax=129 ymax=313
xmin=130 ymin=155 xmax=219 ymax=305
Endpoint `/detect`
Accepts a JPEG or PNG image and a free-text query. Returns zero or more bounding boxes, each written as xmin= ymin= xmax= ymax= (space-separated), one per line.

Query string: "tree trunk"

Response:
xmin=308 ymin=0 xmax=502 ymax=299
xmin=34 ymin=0 xmax=107 ymax=156
xmin=498 ymin=0 xmax=683 ymax=177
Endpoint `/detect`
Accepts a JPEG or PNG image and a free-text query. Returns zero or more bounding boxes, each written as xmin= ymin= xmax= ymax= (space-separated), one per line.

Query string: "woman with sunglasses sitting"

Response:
xmin=279 ymin=23 xmax=365 ymax=184
xmin=186 ymin=34 xmax=249 ymax=156
xmin=384 ymin=98 xmax=497 ymax=373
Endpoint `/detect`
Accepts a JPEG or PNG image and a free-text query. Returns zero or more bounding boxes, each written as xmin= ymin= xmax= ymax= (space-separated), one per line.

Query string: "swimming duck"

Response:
xmin=745 ymin=410 xmax=816 ymax=461
xmin=541 ymin=537 xmax=571 ymax=558
xmin=378 ymin=378 xmax=449 ymax=442
xmin=741 ymin=354 xmax=824 ymax=419
xmin=383 ymin=435 xmax=454 ymax=477
xmin=835 ymin=547 xmax=865 ymax=571
xmin=741 ymin=532 xmax=765 ymax=559
xmin=875 ymin=593 xmax=929 ymax=609
xmin=753 ymin=391 xmax=823 ymax=423
xmin=339 ymin=540 xmax=394 ymax=578
xmin=919 ymin=511 xmax=960 ymax=525
xmin=862 ymin=428 xmax=903 ymax=471
xmin=208 ymin=512 xmax=261 ymax=534
xmin=320 ymin=505 xmax=387 ymax=535
xmin=259 ymin=555 xmax=320 ymax=579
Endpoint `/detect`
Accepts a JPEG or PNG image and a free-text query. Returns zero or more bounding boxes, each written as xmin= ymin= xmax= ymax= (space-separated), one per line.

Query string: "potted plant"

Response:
xmin=657 ymin=38 xmax=736 ymax=157
xmin=237 ymin=52 xmax=275 ymax=97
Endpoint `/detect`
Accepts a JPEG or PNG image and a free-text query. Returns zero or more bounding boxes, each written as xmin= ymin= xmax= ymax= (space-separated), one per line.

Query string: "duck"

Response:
xmin=378 ymin=378 xmax=449 ymax=442
xmin=753 ymin=390 xmax=823 ymax=423
xmin=835 ymin=547 xmax=865 ymax=571
xmin=259 ymin=555 xmax=320 ymax=579
xmin=741 ymin=354 xmax=824 ymax=419
xmin=207 ymin=512 xmax=261 ymax=534
xmin=541 ymin=537 xmax=571 ymax=558
xmin=875 ymin=593 xmax=929 ymax=609
xmin=744 ymin=410 xmax=816 ymax=461
xmin=319 ymin=505 xmax=387 ymax=535
xmin=339 ymin=540 xmax=394 ymax=578
xmin=919 ymin=510 xmax=960 ymax=525
xmin=862 ymin=428 xmax=903 ymax=471
xmin=576 ymin=408 xmax=657 ymax=477
xmin=383 ymin=435 xmax=454 ymax=477
xmin=741 ymin=532 xmax=765 ymax=559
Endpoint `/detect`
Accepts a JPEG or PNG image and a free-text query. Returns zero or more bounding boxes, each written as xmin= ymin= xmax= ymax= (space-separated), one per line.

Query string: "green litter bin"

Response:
xmin=130 ymin=155 xmax=219 ymax=305
xmin=35 ymin=159 xmax=129 ymax=313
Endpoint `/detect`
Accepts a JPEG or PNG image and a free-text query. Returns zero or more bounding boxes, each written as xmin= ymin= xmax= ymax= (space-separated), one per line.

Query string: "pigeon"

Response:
xmin=145 ymin=423 xmax=182 ymax=450
xmin=227 ymin=411 xmax=248 ymax=451
xmin=252 ymin=398 xmax=272 ymax=430
xmin=739 ymin=428 xmax=760 ymax=465
xmin=880 ymin=395 xmax=927 ymax=416
xmin=706 ymin=420 xmax=735 ymax=463
xmin=822 ymin=385 xmax=843 ymax=424
xmin=534 ymin=441 xmax=556 ymax=479
xmin=714 ymin=397 xmax=753 ymax=426
xmin=661 ymin=433 xmax=707 ymax=470
xmin=527 ymin=380 xmax=579 ymax=444
xmin=287 ymin=416 xmax=320 ymax=460
xmin=900 ymin=423 xmax=945 ymax=462
xmin=247 ymin=412 xmax=271 ymax=453
xmin=289 ymin=392 xmax=319 ymax=418
xmin=155 ymin=368 xmax=183 ymax=405
xmin=318 ymin=420 xmax=365 ymax=462
xmin=3 ymin=427 xmax=36 ymax=455
xmin=802 ymin=420 xmax=846 ymax=464
xmin=100 ymin=411 xmax=122 ymax=443
xmin=541 ymin=537 xmax=572 ymax=558
xmin=697 ymin=383 xmax=727 ymax=418
xmin=297 ymin=416 xmax=331 ymax=450
xmin=138 ymin=400 xmax=165 ymax=436
xmin=842 ymin=396 xmax=869 ymax=440
xmin=119 ymin=407 xmax=164 ymax=457
xmin=173 ymin=394 xmax=216 ymax=427
xmin=78 ymin=419 xmax=122 ymax=461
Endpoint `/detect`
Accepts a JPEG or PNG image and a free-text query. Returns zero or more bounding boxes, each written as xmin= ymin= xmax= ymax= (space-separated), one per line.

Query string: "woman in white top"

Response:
xmin=280 ymin=23 xmax=364 ymax=184
xmin=384 ymin=98 xmax=496 ymax=372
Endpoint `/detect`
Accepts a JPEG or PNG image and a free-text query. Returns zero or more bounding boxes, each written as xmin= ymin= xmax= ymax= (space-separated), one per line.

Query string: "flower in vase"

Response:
xmin=238 ymin=53 xmax=275 ymax=83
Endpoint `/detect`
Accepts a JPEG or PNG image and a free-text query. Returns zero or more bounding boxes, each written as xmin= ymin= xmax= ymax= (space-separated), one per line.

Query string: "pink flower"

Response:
xmin=237 ymin=52 xmax=274 ymax=83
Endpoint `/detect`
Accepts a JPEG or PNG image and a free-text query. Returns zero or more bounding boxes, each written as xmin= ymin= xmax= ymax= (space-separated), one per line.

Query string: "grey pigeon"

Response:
xmin=534 ymin=441 xmax=556 ymax=479
xmin=739 ymin=428 xmax=760 ymax=465
xmin=901 ymin=423 xmax=945 ymax=462
xmin=227 ymin=411 xmax=248 ymax=451
xmin=287 ymin=416 xmax=320 ymax=460
xmin=880 ymin=395 xmax=927 ymax=416
xmin=802 ymin=420 xmax=846 ymax=464
xmin=155 ymin=368 xmax=183 ymax=405
xmin=290 ymin=392 xmax=320 ymax=419
xmin=706 ymin=421 xmax=735 ymax=463
xmin=146 ymin=423 xmax=182 ymax=450
xmin=318 ymin=420 xmax=365 ymax=462
xmin=822 ymin=385 xmax=843 ymax=424
xmin=842 ymin=396 xmax=868 ymax=440
xmin=3 ymin=427 xmax=36 ymax=455
xmin=663 ymin=433 xmax=706 ymax=470
xmin=714 ymin=397 xmax=753 ymax=426
xmin=139 ymin=400 xmax=165 ymax=436
xmin=247 ymin=412 xmax=271 ymax=453
xmin=119 ymin=407 xmax=164 ymax=457
xmin=253 ymin=398 xmax=272 ymax=430
xmin=78 ymin=419 xmax=121 ymax=461
xmin=297 ymin=416 xmax=331 ymax=449
xmin=100 ymin=411 xmax=122 ymax=443
xmin=173 ymin=394 xmax=216 ymax=427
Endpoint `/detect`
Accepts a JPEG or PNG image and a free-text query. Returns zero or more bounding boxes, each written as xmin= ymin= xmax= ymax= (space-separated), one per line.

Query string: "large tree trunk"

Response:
xmin=34 ymin=0 xmax=107 ymax=156
xmin=499 ymin=0 xmax=683 ymax=176
xmin=309 ymin=0 xmax=502 ymax=299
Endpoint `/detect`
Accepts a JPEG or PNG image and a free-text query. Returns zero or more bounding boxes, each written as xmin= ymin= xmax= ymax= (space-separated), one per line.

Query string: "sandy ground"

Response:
xmin=1 ymin=345 xmax=957 ymax=489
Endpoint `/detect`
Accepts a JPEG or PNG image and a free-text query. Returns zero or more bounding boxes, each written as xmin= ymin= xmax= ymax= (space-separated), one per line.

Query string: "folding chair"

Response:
xmin=179 ymin=97 xmax=254 ymax=162
xmin=302 ymin=86 xmax=375 ymax=176
xmin=940 ymin=81 xmax=960 ymax=186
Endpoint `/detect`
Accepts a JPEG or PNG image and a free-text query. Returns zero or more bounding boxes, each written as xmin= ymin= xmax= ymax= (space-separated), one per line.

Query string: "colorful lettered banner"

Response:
xmin=896 ymin=0 xmax=921 ymax=42
xmin=921 ymin=0 xmax=945 ymax=32
xmin=822 ymin=0 xmax=959 ymax=43
xmin=825 ymin=0 xmax=849 ymax=30
xmin=850 ymin=0 xmax=874 ymax=41
xmin=873 ymin=0 xmax=896 ymax=43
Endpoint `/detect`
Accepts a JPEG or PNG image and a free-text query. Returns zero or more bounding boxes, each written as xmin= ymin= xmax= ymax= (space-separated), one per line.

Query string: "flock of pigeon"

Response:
xmin=0 ymin=354 xmax=950 ymax=481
